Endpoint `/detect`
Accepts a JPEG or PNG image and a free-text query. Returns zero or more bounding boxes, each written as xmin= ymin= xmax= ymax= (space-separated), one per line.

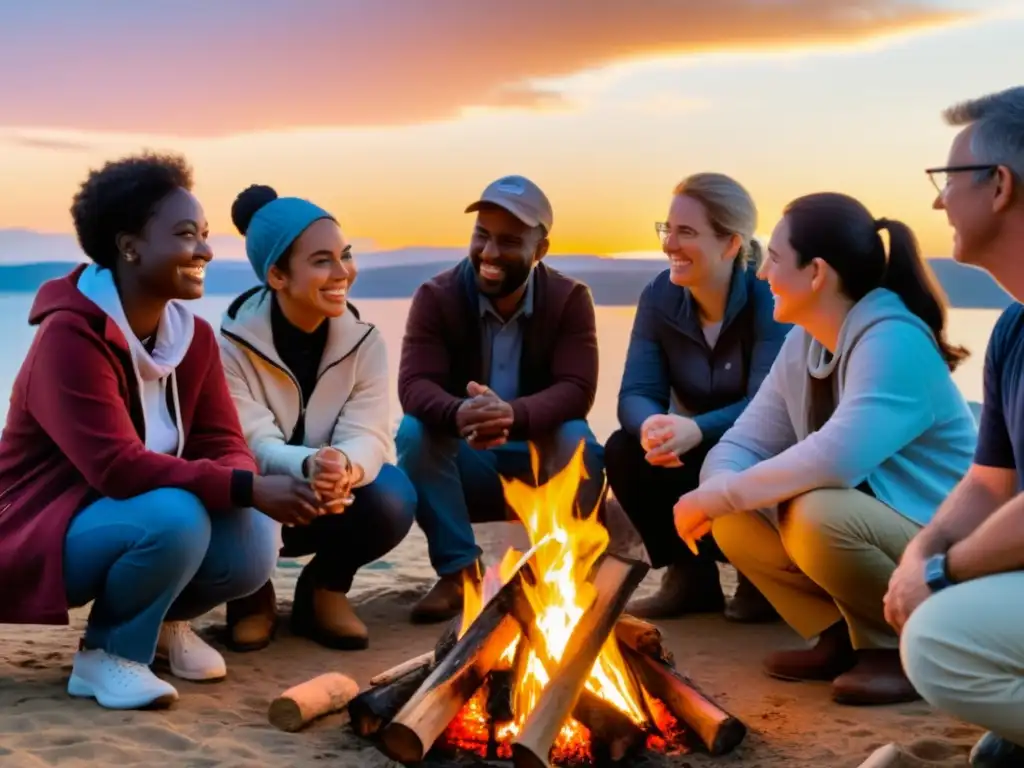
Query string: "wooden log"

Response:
xmin=511 ymin=553 xmax=649 ymax=768
xmin=348 ymin=663 xmax=434 ymax=738
xmin=615 ymin=614 xmax=674 ymax=666
xmin=379 ymin=571 xmax=526 ymax=763
xmin=573 ymin=689 xmax=647 ymax=763
xmin=369 ymin=651 xmax=435 ymax=688
xmin=621 ymin=645 xmax=746 ymax=756
xmin=268 ymin=672 xmax=359 ymax=733
xmin=434 ymin=615 xmax=462 ymax=661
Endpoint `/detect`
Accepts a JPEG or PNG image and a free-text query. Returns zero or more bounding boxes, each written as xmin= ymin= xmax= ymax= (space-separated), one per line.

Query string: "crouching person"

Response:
xmin=674 ymin=193 xmax=976 ymax=705
xmin=220 ymin=185 xmax=416 ymax=651
xmin=0 ymin=154 xmax=319 ymax=710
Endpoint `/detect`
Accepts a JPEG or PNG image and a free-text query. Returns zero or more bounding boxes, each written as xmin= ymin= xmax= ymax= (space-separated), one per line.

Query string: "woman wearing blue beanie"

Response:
xmin=218 ymin=185 xmax=416 ymax=651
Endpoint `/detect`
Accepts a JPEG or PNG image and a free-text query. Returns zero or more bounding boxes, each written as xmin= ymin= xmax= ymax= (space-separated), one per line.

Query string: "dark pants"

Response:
xmin=396 ymin=415 xmax=606 ymax=575
xmin=280 ymin=464 xmax=417 ymax=592
xmin=604 ymin=428 xmax=724 ymax=570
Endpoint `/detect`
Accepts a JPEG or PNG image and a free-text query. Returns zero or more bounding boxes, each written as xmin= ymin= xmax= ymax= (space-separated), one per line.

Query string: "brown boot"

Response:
xmin=625 ymin=561 xmax=725 ymax=620
xmin=724 ymin=572 xmax=780 ymax=624
xmin=225 ymin=580 xmax=277 ymax=652
xmin=290 ymin=567 xmax=369 ymax=650
xmin=831 ymin=649 xmax=921 ymax=705
xmin=411 ymin=564 xmax=481 ymax=624
xmin=763 ymin=621 xmax=856 ymax=681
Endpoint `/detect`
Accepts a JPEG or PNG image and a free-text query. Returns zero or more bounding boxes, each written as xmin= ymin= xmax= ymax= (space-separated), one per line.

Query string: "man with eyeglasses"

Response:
xmin=395 ymin=175 xmax=604 ymax=624
xmin=884 ymin=86 xmax=1024 ymax=767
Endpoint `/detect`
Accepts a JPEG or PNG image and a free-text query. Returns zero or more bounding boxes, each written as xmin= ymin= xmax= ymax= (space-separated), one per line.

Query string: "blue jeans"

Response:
xmin=396 ymin=416 xmax=605 ymax=575
xmin=280 ymin=463 xmax=417 ymax=591
xmin=63 ymin=488 xmax=278 ymax=665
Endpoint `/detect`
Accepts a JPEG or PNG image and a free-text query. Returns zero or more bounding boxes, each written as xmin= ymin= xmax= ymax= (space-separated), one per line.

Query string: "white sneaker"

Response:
xmin=156 ymin=622 xmax=227 ymax=682
xmin=68 ymin=648 xmax=179 ymax=710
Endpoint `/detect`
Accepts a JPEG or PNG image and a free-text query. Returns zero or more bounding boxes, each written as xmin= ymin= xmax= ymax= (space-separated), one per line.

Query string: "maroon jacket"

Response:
xmin=398 ymin=260 xmax=598 ymax=440
xmin=0 ymin=265 xmax=257 ymax=625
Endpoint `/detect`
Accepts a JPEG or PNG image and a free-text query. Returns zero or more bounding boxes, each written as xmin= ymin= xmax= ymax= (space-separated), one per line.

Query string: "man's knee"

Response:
xmin=362 ymin=464 xmax=417 ymax=547
xmin=396 ymin=414 xmax=456 ymax=477
xmin=604 ymin=428 xmax=642 ymax=482
xmin=900 ymin=591 xmax=973 ymax=713
xmin=550 ymin=419 xmax=603 ymax=470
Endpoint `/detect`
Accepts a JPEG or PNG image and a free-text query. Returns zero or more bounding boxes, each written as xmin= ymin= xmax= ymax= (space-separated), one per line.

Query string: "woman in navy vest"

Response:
xmin=606 ymin=172 xmax=790 ymax=620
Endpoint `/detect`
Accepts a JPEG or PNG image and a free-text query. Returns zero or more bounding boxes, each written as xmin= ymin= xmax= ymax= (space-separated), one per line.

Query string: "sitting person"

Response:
xmin=396 ymin=175 xmax=602 ymax=623
xmin=889 ymin=86 xmax=1024 ymax=766
xmin=606 ymin=172 xmax=790 ymax=621
xmin=674 ymin=192 xmax=977 ymax=705
xmin=0 ymin=153 xmax=321 ymax=710
xmin=220 ymin=184 xmax=416 ymax=651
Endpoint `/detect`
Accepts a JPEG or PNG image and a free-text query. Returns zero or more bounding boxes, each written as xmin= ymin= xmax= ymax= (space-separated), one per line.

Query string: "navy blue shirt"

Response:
xmin=975 ymin=302 xmax=1024 ymax=489
xmin=618 ymin=262 xmax=791 ymax=444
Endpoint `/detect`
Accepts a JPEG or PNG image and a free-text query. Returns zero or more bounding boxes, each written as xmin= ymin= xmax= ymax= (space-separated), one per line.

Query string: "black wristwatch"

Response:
xmin=923 ymin=553 xmax=955 ymax=593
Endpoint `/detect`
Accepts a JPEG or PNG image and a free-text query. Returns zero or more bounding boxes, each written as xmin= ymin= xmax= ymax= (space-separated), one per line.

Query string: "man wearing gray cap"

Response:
xmin=396 ymin=175 xmax=603 ymax=623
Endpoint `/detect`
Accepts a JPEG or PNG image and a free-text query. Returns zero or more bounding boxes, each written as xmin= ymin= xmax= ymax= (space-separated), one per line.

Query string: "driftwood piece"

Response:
xmin=622 ymin=645 xmax=746 ymax=756
xmin=511 ymin=553 xmax=649 ymax=768
xmin=369 ymin=651 xmax=435 ymax=688
xmin=348 ymin=663 xmax=434 ymax=738
xmin=268 ymin=673 xmax=359 ymax=732
xmin=379 ymin=572 xmax=526 ymax=763
xmin=614 ymin=614 xmax=674 ymax=666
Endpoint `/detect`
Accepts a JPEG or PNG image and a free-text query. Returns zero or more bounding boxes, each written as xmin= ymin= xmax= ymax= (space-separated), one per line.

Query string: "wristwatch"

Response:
xmin=923 ymin=553 xmax=955 ymax=593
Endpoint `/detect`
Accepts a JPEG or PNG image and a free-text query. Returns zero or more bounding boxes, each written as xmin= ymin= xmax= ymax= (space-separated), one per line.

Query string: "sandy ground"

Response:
xmin=0 ymin=522 xmax=982 ymax=768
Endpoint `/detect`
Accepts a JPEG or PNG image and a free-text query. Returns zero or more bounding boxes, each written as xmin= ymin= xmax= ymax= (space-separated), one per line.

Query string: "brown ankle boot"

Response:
xmin=625 ymin=562 xmax=725 ymax=620
xmin=226 ymin=580 xmax=277 ymax=652
xmin=290 ymin=566 xmax=369 ymax=650
xmin=763 ymin=621 xmax=856 ymax=681
xmin=831 ymin=649 xmax=921 ymax=705
xmin=725 ymin=572 xmax=780 ymax=623
xmin=411 ymin=564 xmax=481 ymax=624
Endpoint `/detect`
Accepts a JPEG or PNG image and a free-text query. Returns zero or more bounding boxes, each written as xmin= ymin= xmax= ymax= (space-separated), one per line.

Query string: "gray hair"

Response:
xmin=943 ymin=86 xmax=1024 ymax=185
xmin=673 ymin=172 xmax=761 ymax=267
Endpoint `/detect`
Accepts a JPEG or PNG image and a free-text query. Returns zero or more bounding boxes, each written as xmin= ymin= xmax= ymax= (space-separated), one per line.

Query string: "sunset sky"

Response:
xmin=0 ymin=0 xmax=1019 ymax=259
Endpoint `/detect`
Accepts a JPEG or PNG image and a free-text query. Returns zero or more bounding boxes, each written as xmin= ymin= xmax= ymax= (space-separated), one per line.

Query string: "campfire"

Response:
xmin=349 ymin=444 xmax=747 ymax=766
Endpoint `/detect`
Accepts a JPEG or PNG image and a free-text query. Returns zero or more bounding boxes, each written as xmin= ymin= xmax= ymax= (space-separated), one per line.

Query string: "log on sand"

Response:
xmin=268 ymin=673 xmax=360 ymax=733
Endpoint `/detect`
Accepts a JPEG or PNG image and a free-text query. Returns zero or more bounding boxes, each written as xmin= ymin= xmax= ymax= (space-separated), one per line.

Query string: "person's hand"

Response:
xmin=253 ymin=474 xmax=322 ymax=526
xmin=310 ymin=447 xmax=356 ymax=514
xmin=641 ymin=414 xmax=703 ymax=468
xmin=673 ymin=492 xmax=712 ymax=555
xmin=883 ymin=553 xmax=933 ymax=634
xmin=458 ymin=381 xmax=513 ymax=450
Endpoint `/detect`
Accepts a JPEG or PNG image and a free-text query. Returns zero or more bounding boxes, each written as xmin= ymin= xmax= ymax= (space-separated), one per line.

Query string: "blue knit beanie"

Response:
xmin=231 ymin=185 xmax=334 ymax=283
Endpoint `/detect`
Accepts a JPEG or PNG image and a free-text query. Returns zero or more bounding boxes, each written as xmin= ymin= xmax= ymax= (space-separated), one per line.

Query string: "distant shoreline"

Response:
xmin=0 ymin=256 xmax=1013 ymax=310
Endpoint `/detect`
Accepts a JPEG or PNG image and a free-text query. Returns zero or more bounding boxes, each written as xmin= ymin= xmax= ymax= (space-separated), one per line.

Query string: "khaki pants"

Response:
xmin=901 ymin=573 xmax=1024 ymax=744
xmin=711 ymin=488 xmax=920 ymax=650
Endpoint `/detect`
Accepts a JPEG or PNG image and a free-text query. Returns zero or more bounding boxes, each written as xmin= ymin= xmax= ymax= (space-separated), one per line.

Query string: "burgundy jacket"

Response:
xmin=0 ymin=265 xmax=257 ymax=625
xmin=398 ymin=260 xmax=598 ymax=440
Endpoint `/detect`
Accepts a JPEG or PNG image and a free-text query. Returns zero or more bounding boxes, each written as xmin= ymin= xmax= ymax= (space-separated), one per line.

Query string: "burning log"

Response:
xmin=621 ymin=645 xmax=746 ymax=756
xmin=573 ymin=689 xmax=647 ymax=763
xmin=614 ymin=615 xmax=674 ymax=667
xmin=349 ymin=662 xmax=435 ymax=738
xmin=267 ymin=672 xmax=359 ymax=732
xmin=511 ymin=553 xmax=649 ymax=768
xmin=379 ymin=573 xmax=526 ymax=763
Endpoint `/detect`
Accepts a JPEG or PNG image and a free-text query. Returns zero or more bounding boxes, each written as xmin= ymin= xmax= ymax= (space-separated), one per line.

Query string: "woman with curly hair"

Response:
xmin=0 ymin=153 xmax=322 ymax=710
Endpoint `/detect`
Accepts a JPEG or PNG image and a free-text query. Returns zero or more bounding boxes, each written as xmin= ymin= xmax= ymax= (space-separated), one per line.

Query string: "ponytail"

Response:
xmin=875 ymin=217 xmax=969 ymax=371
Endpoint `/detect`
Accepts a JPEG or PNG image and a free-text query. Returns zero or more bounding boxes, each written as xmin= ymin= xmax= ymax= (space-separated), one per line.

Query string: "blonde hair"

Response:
xmin=673 ymin=172 xmax=761 ymax=267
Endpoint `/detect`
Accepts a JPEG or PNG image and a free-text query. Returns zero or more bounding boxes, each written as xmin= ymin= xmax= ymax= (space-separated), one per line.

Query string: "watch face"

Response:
xmin=924 ymin=555 xmax=949 ymax=591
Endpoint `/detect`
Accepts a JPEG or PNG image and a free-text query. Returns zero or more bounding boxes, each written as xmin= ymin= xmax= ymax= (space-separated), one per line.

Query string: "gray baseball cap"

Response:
xmin=465 ymin=175 xmax=553 ymax=233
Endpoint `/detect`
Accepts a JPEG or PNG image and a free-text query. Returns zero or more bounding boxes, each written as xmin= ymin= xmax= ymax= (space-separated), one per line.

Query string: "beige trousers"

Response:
xmin=901 ymin=572 xmax=1024 ymax=744
xmin=711 ymin=488 xmax=921 ymax=650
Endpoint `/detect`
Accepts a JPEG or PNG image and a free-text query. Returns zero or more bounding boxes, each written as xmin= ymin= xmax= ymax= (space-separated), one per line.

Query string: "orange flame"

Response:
xmin=455 ymin=439 xmax=649 ymax=755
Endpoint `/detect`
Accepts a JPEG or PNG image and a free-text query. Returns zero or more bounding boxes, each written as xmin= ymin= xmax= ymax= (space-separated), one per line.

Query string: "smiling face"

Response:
xmin=759 ymin=216 xmax=827 ymax=325
xmin=116 ymin=186 xmax=212 ymax=302
xmin=661 ymin=193 xmax=739 ymax=288
xmin=468 ymin=205 xmax=548 ymax=298
xmin=934 ymin=125 xmax=1002 ymax=267
xmin=267 ymin=218 xmax=354 ymax=328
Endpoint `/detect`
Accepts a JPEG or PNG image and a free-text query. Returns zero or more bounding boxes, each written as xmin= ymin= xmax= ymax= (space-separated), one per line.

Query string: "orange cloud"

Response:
xmin=0 ymin=1 xmax=969 ymax=137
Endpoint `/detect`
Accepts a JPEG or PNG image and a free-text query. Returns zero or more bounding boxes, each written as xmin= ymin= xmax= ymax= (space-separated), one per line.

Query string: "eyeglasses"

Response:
xmin=925 ymin=164 xmax=998 ymax=194
xmin=655 ymin=222 xmax=699 ymax=241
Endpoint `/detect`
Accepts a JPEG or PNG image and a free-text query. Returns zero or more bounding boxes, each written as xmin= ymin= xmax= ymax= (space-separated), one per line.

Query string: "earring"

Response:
xmin=123 ymin=250 xmax=137 ymax=263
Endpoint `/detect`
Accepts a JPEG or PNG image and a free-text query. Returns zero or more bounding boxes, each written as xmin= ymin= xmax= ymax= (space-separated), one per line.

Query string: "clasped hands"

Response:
xmin=456 ymin=381 xmax=514 ymax=450
xmin=308 ymin=446 xmax=361 ymax=516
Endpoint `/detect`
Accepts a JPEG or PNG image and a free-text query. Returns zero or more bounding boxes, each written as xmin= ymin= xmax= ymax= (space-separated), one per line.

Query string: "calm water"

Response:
xmin=0 ymin=294 xmax=1000 ymax=442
